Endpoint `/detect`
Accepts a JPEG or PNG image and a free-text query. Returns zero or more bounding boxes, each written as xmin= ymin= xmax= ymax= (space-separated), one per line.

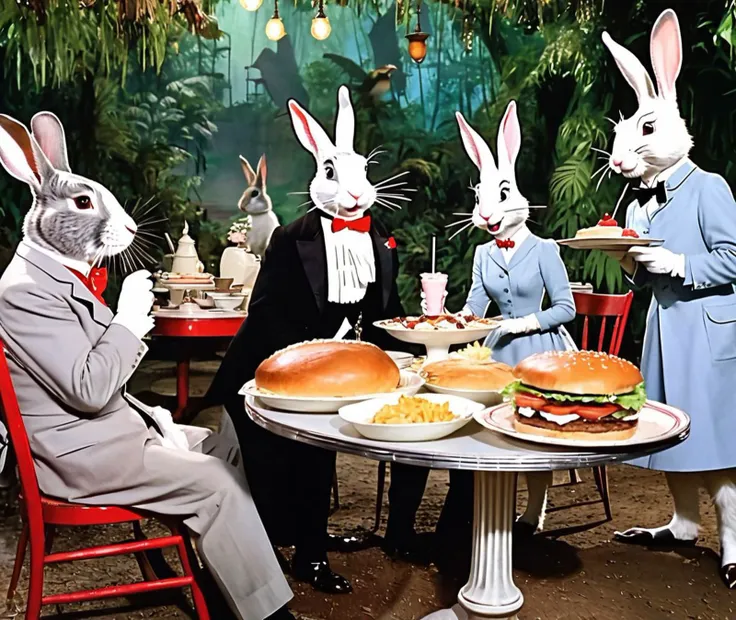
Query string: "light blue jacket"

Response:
xmin=625 ymin=161 xmax=736 ymax=472
xmin=465 ymin=234 xmax=576 ymax=366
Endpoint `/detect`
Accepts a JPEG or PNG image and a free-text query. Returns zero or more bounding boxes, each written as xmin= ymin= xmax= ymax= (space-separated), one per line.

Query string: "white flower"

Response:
xmin=227 ymin=216 xmax=253 ymax=244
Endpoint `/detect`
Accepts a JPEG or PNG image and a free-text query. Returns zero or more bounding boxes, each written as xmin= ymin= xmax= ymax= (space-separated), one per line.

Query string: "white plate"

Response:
xmin=339 ymin=393 xmax=484 ymax=442
xmin=375 ymin=321 xmax=498 ymax=362
xmin=474 ymin=401 xmax=690 ymax=448
xmin=386 ymin=351 xmax=414 ymax=369
xmin=558 ymin=237 xmax=663 ymax=251
xmin=423 ymin=383 xmax=504 ymax=407
xmin=239 ymin=370 xmax=424 ymax=413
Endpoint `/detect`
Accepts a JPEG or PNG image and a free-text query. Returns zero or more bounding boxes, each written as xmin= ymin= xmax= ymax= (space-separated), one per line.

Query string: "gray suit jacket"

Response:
xmin=0 ymin=244 xmax=153 ymax=499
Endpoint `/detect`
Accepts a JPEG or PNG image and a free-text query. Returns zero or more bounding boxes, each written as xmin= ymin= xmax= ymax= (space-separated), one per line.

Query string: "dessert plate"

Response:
xmin=558 ymin=237 xmax=663 ymax=251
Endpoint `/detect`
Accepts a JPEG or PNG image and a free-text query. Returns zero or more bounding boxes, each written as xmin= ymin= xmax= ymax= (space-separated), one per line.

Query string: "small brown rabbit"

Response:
xmin=237 ymin=154 xmax=279 ymax=259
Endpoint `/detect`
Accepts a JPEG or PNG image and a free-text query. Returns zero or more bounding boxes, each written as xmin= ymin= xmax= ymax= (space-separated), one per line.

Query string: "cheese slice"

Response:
xmin=539 ymin=411 xmax=581 ymax=426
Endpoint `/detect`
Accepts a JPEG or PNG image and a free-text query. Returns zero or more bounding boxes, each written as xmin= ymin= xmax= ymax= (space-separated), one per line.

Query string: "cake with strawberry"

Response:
xmin=575 ymin=213 xmax=639 ymax=239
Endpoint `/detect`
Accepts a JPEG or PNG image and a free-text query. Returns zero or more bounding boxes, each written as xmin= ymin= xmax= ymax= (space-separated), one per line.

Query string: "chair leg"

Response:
xmin=25 ymin=529 xmax=44 ymax=620
xmin=373 ymin=461 xmax=387 ymax=533
xmin=6 ymin=522 xmax=28 ymax=605
xmin=174 ymin=527 xmax=210 ymax=620
xmin=44 ymin=525 xmax=55 ymax=555
xmin=568 ymin=468 xmax=582 ymax=484
xmin=331 ymin=467 xmax=340 ymax=514
xmin=593 ymin=466 xmax=612 ymax=521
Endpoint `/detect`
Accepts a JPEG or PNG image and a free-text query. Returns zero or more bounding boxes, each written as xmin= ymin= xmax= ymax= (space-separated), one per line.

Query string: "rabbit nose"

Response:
xmin=612 ymin=159 xmax=623 ymax=167
xmin=348 ymin=192 xmax=362 ymax=201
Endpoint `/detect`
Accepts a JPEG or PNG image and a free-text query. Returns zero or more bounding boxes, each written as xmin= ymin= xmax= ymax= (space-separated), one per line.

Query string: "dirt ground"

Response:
xmin=0 ymin=361 xmax=734 ymax=620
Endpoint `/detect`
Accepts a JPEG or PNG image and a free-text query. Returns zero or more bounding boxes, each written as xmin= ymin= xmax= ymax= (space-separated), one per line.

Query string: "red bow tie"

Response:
xmin=66 ymin=267 xmax=108 ymax=306
xmin=495 ymin=238 xmax=515 ymax=249
xmin=332 ymin=215 xmax=371 ymax=234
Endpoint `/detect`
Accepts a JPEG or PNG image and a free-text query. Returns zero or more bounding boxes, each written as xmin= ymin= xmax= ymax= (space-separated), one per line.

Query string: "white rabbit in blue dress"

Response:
xmin=444 ymin=101 xmax=577 ymax=533
xmin=602 ymin=9 xmax=736 ymax=588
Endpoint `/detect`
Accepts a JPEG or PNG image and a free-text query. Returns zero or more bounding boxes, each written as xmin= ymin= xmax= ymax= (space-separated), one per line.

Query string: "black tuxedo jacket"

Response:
xmin=207 ymin=210 xmax=414 ymax=408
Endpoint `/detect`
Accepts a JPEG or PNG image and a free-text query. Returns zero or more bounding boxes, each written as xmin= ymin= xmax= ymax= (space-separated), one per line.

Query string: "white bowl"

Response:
xmin=423 ymin=383 xmax=504 ymax=407
xmin=375 ymin=321 xmax=498 ymax=361
xmin=386 ymin=351 xmax=414 ymax=369
xmin=240 ymin=370 xmax=424 ymax=413
xmin=212 ymin=295 xmax=246 ymax=310
xmin=193 ymin=297 xmax=215 ymax=309
xmin=338 ymin=393 xmax=484 ymax=442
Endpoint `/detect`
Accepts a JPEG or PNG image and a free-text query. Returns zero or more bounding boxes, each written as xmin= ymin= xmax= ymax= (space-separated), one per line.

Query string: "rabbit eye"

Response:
xmin=324 ymin=160 xmax=336 ymax=180
xmin=642 ymin=121 xmax=655 ymax=136
xmin=499 ymin=188 xmax=510 ymax=202
xmin=73 ymin=196 xmax=92 ymax=210
xmin=251 ymin=189 xmax=260 ymax=198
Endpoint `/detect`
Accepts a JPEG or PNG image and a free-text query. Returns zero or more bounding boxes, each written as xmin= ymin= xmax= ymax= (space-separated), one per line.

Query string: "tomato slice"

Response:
xmin=542 ymin=403 xmax=579 ymax=415
xmin=514 ymin=393 xmax=548 ymax=409
xmin=574 ymin=404 xmax=621 ymax=420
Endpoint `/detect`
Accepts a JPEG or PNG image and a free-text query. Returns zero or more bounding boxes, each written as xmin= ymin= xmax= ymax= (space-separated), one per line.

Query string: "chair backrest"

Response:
xmin=0 ymin=343 xmax=44 ymax=532
xmin=572 ymin=291 xmax=634 ymax=355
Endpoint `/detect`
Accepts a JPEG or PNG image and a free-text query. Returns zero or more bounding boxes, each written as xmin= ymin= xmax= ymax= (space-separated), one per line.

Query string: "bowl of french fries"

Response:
xmin=338 ymin=393 xmax=484 ymax=442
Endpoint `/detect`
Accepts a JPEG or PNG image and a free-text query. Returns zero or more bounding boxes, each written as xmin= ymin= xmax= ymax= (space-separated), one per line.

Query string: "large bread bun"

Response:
xmin=423 ymin=359 xmax=514 ymax=391
xmin=513 ymin=350 xmax=642 ymax=395
xmin=512 ymin=418 xmax=637 ymax=441
xmin=256 ymin=340 xmax=400 ymax=397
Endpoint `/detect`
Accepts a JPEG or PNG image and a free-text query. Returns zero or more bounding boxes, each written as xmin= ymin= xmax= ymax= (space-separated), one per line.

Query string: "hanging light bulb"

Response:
xmin=311 ymin=0 xmax=331 ymax=41
xmin=265 ymin=0 xmax=286 ymax=40
xmin=406 ymin=1 xmax=429 ymax=64
xmin=239 ymin=0 xmax=263 ymax=11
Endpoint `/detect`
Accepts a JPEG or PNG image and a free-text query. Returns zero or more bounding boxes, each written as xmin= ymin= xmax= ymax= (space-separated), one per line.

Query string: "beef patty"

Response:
xmin=514 ymin=411 xmax=637 ymax=433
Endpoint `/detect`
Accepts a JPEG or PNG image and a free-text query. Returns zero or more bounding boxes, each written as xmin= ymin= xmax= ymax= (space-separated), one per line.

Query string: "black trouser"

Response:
xmin=225 ymin=398 xmax=335 ymax=561
xmin=387 ymin=464 xmax=473 ymax=547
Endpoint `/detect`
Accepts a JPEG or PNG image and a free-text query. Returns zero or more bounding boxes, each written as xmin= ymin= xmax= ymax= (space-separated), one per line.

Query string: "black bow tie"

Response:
xmin=631 ymin=181 xmax=667 ymax=206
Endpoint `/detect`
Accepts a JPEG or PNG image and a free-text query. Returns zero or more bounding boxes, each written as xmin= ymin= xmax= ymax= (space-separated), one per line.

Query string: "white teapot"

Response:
xmin=171 ymin=221 xmax=204 ymax=274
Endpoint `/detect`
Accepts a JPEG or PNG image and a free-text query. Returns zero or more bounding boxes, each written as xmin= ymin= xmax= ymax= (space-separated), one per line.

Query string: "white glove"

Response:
xmin=149 ymin=406 xmax=190 ymax=452
xmin=420 ymin=290 xmax=448 ymax=315
xmin=496 ymin=315 xmax=541 ymax=336
xmin=112 ymin=270 xmax=155 ymax=339
xmin=628 ymin=247 xmax=685 ymax=277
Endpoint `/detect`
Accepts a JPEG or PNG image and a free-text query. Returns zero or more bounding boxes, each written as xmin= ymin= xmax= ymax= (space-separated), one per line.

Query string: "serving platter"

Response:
xmin=475 ymin=401 xmax=690 ymax=449
xmin=558 ymin=237 xmax=663 ymax=251
xmin=375 ymin=320 xmax=499 ymax=362
xmin=338 ymin=393 xmax=483 ymax=442
xmin=239 ymin=370 xmax=424 ymax=413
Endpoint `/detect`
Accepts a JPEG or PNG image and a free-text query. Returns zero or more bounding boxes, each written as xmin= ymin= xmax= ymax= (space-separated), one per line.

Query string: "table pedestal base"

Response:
xmin=423 ymin=471 xmax=522 ymax=620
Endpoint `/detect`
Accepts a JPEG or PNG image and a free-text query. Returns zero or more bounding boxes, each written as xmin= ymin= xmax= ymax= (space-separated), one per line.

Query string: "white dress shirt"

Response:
xmin=321 ymin=216 xmax=376 ymax=304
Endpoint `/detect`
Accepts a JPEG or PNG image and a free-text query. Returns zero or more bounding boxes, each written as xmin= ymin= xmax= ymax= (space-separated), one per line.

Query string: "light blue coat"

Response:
xmin=465 ymin=234 xmax=576 ymax=367
xmin=625 ymin=161 xmax=736 ymax=472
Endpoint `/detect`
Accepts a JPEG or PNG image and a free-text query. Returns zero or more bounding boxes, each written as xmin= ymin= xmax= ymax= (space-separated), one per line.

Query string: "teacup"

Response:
xmin=214 ymin=277 xmax=234 ymax=292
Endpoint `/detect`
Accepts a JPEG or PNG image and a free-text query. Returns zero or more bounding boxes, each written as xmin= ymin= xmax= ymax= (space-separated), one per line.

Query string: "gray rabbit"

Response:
xmin=237 ymin=154 xmax=279 ymax=259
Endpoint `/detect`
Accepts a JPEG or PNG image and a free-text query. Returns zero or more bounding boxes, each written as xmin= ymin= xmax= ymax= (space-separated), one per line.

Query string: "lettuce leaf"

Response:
xmin=503 ymin=380 xmax=647 ymax=412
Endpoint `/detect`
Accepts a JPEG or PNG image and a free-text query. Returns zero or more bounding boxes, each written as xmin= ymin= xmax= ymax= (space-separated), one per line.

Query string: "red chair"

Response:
xmin=549 ymin=291 xmax=634 ymax=523
xmin=0 ymin=345 xmax=210 ymax=619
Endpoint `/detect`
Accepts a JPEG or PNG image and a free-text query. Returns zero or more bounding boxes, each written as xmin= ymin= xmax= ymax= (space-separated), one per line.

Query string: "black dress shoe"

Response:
xmin=721 ymin=563 xmax=736 ymax=589
xmin=381 ymin=532 xmax=433 ymax=565
xmin=292 ymin=559 xmax=352 ymax=594
xmin=327 ymin=532 xmax=373 ymax=552
xmin=266 ymin=606 xmax=296 ymax=620
xmin=513 ymin=520 xmax=537 ymax=540
xmin=614 ymin=527 xmax=697 ymax=548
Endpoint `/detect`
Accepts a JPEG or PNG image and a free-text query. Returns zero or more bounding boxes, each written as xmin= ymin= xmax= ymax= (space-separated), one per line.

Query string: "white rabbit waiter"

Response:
xmin=603 ymin=9 xmax=736 ymax=589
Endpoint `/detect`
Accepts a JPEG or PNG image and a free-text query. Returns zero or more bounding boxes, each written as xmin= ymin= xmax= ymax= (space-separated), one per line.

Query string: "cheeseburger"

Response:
xmin=503 ymin=350 xmax=646 ymax=441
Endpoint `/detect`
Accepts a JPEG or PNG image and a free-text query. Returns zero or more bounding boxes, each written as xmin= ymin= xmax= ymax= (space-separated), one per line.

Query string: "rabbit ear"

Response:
xmin=256 ymin=154 xmax=267 ymax=188
xmin=496 ymin=101 xmax=521 ymax=169
xmin=455 ymin=112 xmax=496 ymax=173
xmin=602 ymin=31 xmax=656 ymax=102
xmin=240 ymin=155 xmax=256 ymax=185
xmin=30 ymin=112 xmax=70 ymax=173
xmin=0 ymin=115 xmax=46 ymax=191
xmin=650 ymin=9 xmax=682 ymax=101
xmin=287 ymin=98 xmax=334 ymax=159
xmin=334 ymin=85 xmax=355 ymax=152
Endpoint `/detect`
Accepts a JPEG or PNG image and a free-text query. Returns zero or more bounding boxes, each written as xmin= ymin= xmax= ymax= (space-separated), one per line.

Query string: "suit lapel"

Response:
xmin=488 ymin=245 xmax=508 ymax=273
xmin=296 ymin=215 xmax=327 ymax=313
xmin=650 ymin=160 xmax=697 ymax=221
xmin=508 ymin=234 xmax=538 ymax=271
xmin=370 ymin=230 xmax=393 ymax=310
xmin=17 ymin=243 xmax=113 ymax=327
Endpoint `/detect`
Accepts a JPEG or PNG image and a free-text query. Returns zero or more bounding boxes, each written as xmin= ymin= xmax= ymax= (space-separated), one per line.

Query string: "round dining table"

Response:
xmin=246 ymin=397 xmax=687 ymax=620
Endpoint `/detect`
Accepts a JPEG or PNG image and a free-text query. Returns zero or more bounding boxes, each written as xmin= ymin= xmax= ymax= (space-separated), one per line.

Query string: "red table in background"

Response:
xmin=150 ymin=313 xmax=245 ymax=420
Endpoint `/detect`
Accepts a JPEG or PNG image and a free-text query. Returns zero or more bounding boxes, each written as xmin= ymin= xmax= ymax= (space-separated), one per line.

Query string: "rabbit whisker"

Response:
xmin=590 ymin=147 xmax=611 ymax=157
xmin=448 ymin=221 xmax=474 ymax=241
xmin=136 ymin=216 xmax=168 ymax=228
xmin=373 ymin=181 xmax=415 ymax=191
xmin=604 ymin=116 xmax=617 ymax=126
xmin=131 ymin=197 xmax=160 ymax=220
xmin=375 ymin=197 xmax=400 ymax=210
xmin=296 ymin=200 xmax=314 ymax=209
xmin=376 ymin=194 xmax=411 ymax=201
xmin=287 ymin=191 xmax=311 ymax=196
xmin=367 ymin=145 xmax=385 ymax=159
xmin=375 ymin=171 xmax=410 ymax=187
xmin=453 ymin=212 xmax=472 ymax=216
xmin=591 ymin=163 xmax=609 ymax=181
xmin=445 ymin=218 xmax=473 ymax=228
xmin=307 ymin=206 xmax=319 ymax=213
xmin=619 ymin=110 xmax=625 ymax=121
xmin=595 ymin=167 xmax=610 ymax=192
xmin=133 ymin=229 xmax=162 ymax=242
xmin=131 ymin=238 xmax=158 ymax=265
xmin=611 ymin=183 xmax=630 ymax=221
xmin=633 ymin=145 xmax=648 ymax=154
